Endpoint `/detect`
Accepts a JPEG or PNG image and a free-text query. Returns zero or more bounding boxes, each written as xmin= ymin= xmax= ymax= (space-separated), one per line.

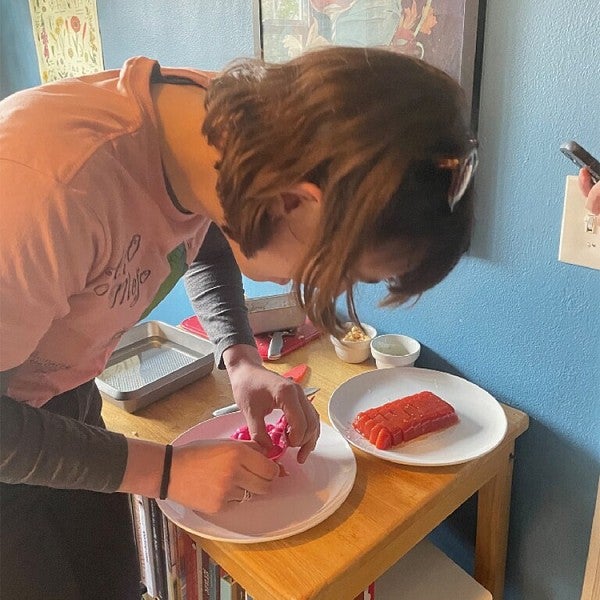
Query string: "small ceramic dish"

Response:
xmin=370 ymin=334 xmax=421 ymax=369
xmin=330 ymin=322 xmax=377 ymax=363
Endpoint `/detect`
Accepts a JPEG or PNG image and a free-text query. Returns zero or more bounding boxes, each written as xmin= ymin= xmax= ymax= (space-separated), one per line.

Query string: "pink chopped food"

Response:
xmin=231 ymin=414 xmax=289 ymax=461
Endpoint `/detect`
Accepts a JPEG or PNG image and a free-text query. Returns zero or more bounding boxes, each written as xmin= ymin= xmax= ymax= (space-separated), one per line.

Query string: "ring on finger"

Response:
xmin=238 ymin=488 xmax=253 ymax=503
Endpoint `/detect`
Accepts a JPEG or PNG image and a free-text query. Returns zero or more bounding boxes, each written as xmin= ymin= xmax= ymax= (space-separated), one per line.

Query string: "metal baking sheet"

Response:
xmin=96 ymin=321 xmax=214 ymax=413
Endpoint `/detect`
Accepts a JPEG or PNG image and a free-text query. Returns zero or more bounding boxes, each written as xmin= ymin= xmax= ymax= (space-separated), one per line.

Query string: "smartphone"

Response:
xmin=560 ymin=140 xmax=600 ymax=184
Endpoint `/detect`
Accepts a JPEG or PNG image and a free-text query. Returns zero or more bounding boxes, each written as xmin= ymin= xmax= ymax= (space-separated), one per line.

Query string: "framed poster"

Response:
xmin=258 ymin=0 xmax=485 ymax=127
xmin=29 ymin=0 xmax=104 ymax=84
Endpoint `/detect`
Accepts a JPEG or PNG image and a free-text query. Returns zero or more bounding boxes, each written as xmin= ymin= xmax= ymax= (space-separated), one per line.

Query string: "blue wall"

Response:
xmin=2 ymin=1 xmax=598 ymax=598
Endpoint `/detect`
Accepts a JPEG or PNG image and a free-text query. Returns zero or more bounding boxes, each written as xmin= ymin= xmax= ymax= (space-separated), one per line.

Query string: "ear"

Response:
xmin=270 ymin=182 xmax=323 ymax=240
xmin=279 ymin=182 xmax=322 ymax=215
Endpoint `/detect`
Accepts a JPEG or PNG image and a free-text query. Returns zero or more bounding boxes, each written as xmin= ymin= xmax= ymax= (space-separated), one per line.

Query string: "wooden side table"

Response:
xmin=103 ymin=337 xmax=528 ymax=600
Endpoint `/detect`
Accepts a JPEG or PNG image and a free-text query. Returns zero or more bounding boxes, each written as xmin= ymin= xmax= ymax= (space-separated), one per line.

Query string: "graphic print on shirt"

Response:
xmin=140 ymin=242 xmax=188 ymax=319
xmin=93 ymin=234 xmax=151 ymax=309
xmin=93 ymin=236 xmax=188 ymax=319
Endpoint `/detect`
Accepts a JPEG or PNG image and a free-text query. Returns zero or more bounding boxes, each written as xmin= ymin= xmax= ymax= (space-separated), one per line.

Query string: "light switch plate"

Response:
xmin=558 ymin=176 xmax=600 ymax=270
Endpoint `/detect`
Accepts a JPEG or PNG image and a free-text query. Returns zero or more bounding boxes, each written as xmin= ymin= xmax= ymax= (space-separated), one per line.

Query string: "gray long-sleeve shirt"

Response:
xmin=184 ymin=223 xmax=256 ymax=369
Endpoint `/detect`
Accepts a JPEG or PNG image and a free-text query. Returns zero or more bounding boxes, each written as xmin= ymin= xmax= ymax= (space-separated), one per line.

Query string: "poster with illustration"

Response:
xmin=29 ymin=0 xmax=104 ymax=84
xmin=260 ymin=0 xmax=483 ymax=114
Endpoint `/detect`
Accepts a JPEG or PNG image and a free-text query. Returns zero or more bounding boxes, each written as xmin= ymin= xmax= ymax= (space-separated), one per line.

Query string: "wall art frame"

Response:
xmin=255 ymin=0 xmax=486 ymax=129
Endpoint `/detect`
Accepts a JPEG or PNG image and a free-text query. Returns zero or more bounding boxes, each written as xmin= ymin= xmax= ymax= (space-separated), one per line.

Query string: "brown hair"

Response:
xmin=203 ymin=46 xmax=474 ymax=334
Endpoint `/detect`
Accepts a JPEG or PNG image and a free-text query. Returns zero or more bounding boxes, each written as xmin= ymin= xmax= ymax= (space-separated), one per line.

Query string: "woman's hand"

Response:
xmin=223 ymin=344 xmax=320 ymax=464
xmin=168 ymin=439 xmax=279 ymax=514
xmin=578 ymin=167 xmax=600 ymax=215
xmin=121 ymin=436 xmax=279 ymax=514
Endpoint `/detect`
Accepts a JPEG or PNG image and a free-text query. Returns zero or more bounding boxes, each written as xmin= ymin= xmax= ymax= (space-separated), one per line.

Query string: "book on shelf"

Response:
xmin=131 ymin=494 xmax=160 ymax=598
xmin=163 ymin=515 xmax=181 ymax=600
xmin=182 ymin=536 xmax=199 ymax=600
xmin=354 ymin=581 xmax=376 ymax=600
xmin=130 ymin=495 xmax=149 ymax=595
xmin=175 ymin=525 xmax=197 ymax=600
xmin=199 ymin=548 xmax=221 ymax=600
xmin=196 ymin=543 xmax=208 ymax=600
xmin=148 ymin=498 xmax=169 ymax=599
xmin=131 ymin=494 xmax=193 ymax=600
xmin=219 ymin=567 xmax=245 ymax=600
xmin=130 ymin=495 xmax=253 ymax=600
xmin=209 ymin=554 xmax=221 ymax=600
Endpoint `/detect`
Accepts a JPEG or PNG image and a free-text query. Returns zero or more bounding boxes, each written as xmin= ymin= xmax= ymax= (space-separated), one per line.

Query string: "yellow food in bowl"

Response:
xmin=342 ymin=326 xmax=370 ymax=342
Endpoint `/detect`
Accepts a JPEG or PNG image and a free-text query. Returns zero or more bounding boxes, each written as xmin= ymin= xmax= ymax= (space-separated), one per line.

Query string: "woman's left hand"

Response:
xmin=223 ymin=344 xmax=320 ymax=463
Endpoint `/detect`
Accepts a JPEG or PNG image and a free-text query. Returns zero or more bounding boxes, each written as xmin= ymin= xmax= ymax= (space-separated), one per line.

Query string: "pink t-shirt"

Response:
xmin=0 ymin=57 xmax=214 ymax=406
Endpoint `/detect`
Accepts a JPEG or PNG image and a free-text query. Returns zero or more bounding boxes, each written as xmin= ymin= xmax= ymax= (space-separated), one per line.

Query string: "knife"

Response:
xmin=212 ymin=386 xmax=319 ymax=417
xmin=267 ymin=329 xmax=294 ymax=360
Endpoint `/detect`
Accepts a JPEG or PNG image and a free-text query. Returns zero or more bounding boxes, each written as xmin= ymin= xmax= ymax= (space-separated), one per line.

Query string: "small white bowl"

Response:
xmin=370 ymin=334 xmax=421 ymax=369
xmin=330 ymin=322 xmax=377 ymax=363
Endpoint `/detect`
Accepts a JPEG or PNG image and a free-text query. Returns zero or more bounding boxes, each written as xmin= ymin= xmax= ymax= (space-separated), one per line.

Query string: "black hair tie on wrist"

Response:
xmin=159 ymin=444 xmax=173 ymax=500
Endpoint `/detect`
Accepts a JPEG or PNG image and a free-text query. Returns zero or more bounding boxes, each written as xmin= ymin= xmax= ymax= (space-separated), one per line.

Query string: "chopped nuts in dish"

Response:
xmin=342 ymin=325 xmax=370 ymax=342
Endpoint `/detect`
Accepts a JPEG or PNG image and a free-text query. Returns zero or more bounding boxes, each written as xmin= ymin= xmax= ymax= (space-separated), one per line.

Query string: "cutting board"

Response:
xmin=180 ymin=316 xmax=322 ymax=361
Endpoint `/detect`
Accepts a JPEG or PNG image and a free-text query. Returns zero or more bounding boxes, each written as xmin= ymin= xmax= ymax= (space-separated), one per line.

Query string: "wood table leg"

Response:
xmin=474 ymin=445 xmax=516 ymax=600
xmin=581 ymin=476 xmax=600 ymax=600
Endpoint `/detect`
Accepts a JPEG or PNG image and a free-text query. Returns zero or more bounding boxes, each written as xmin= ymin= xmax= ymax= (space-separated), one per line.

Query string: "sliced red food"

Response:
xmin=283 ymin=363 xmax=309 ymax=384
xmin=375 ymin=427 xmax=392 ymax=450
xmin=352 ymin=391 xmax=458 ymax=450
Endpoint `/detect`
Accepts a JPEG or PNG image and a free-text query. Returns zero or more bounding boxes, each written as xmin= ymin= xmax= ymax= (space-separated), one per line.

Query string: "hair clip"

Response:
xmin=438 ymin=141 xmax=479 ymax=212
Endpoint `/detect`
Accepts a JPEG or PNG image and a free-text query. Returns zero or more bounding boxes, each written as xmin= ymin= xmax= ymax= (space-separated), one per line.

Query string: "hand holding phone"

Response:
xmin=560 ymin=141 xmax=600 ymax=184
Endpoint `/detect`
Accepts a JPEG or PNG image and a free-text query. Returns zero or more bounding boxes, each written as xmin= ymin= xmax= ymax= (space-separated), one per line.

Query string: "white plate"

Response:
xmin=157 ymin=412 xmax=356 ymax=543
xmin=328 ymin=367 xmax=507 ymax=466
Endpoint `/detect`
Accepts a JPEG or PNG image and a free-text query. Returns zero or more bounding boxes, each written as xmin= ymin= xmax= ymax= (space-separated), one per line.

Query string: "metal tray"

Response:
xmin=246 ymin=292 xmax=305 ymax=334
xmin=96 ymin=321 xmax=214 ymax=413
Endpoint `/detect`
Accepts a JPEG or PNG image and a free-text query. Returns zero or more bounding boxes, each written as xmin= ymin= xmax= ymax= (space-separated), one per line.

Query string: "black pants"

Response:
xmin=0 ymin=382 xmax=141 ymax=599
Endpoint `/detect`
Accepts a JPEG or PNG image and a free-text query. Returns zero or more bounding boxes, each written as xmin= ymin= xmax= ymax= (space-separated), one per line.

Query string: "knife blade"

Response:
xmin=267 ymin=330 xmax=294 ymax=360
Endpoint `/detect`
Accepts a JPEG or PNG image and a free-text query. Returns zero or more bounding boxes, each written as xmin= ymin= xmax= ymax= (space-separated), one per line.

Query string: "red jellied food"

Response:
xmin=352 ymin=391 xmax=458 ymax=450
